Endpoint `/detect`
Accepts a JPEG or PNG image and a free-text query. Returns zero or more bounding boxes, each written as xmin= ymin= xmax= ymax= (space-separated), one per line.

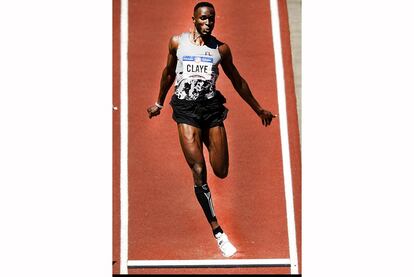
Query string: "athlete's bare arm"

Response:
xmin=147 ymin=35 xmax=179 ymax=118
xmin=219 ymin=43 xmax=276 ymax=126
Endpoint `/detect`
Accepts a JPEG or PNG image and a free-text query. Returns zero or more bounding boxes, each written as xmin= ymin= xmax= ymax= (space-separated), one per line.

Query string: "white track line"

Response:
xmin=269 ymin=0 xmax=299 ymax=274
xmin=120 ymin=0 xmax=129 ymax=274
xmin=128 ymin=259 xmax=291 ymax=268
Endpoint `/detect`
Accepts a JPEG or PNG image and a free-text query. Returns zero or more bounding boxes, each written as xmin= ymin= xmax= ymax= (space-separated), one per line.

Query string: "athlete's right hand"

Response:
xmin=147 ymin=105 xmax=161 ymax=119
xmin=257 ymin=109 xmax=277 ymax=127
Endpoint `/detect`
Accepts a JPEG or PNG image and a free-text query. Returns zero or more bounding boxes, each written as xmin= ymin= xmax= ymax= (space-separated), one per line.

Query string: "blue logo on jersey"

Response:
xmin=183 ymin=56 xmax=213 ymax=63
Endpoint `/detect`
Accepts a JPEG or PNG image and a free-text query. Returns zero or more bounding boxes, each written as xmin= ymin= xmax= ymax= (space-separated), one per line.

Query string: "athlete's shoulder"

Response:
xmin=170 ymin=32 xmax=190 ymax=49
xmin=169 ymin=34 xmax=180 ymax=50
xmin=217 ymin=40 xmax=231 ymax=58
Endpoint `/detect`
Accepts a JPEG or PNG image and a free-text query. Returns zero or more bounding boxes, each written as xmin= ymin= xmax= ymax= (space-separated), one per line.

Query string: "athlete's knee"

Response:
xmin=191 ymin=163 xmax=205 ymax=177
xmin=213 ymin=167 xmax=228 ymax=179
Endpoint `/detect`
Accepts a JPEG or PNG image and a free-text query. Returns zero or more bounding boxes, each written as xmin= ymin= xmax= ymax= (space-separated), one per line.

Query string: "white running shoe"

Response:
xmin=215 ymin=232 xmax=237 ymax=257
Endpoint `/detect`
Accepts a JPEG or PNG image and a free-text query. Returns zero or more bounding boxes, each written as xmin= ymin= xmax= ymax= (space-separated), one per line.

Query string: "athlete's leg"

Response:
xmin=203 ymin=124 xmax=229 ymax=179
xmin=177 ymin=123 xmax=206 ymax=186
xmin=177 ymin=123 xmax=220 ymax=230
xmin=201 ymin=124 xmax=237 ymax=257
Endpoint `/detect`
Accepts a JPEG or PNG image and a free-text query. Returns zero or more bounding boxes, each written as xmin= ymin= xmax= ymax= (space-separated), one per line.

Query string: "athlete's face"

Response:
xmin=193 ymin=7 xmax=215 ymax=36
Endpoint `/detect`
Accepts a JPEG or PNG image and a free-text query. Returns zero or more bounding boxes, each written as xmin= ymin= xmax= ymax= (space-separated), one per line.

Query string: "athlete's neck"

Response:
xmin=192 ymin=29 xmax=211 ymax=46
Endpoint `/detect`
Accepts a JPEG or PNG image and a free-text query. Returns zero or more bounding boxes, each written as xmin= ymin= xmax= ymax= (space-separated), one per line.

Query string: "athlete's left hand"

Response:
xmin=147 ymin=105 xmax=161 ymax=119
xmin=257 ymin=109 xmax=277 ymax=127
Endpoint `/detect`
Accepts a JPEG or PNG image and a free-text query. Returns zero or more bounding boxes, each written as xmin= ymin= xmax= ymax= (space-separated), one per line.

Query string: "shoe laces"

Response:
xmin=215 ymin=233 xmax=229 ymax=247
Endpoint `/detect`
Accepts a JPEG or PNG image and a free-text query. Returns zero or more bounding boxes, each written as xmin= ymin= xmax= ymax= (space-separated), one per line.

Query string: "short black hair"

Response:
xmin=193 ymin=2 xmax=215 ymax=13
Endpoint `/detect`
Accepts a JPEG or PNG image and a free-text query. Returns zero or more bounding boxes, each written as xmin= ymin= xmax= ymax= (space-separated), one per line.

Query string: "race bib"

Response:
xmin=182 ymin=55 xmax=213 ymax=80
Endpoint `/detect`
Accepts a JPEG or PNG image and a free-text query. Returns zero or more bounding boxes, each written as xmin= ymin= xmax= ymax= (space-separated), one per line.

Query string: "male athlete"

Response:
xmin=147 ymin=2 xmax=277 ymax=257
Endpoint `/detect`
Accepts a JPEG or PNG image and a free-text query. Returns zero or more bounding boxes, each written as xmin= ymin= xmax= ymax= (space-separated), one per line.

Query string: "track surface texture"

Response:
xmin=113 ymin=0 xmax=301 ymax=274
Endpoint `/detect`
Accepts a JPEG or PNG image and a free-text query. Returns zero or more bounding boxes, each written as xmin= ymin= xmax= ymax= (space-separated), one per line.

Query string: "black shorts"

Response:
xmin=170 ymin=91 xmax=228 ymax=129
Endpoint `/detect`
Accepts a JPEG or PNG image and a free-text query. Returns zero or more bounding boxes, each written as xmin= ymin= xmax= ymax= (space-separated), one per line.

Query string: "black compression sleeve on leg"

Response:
xmin=194 ymin=184 xmax=217 ymax=223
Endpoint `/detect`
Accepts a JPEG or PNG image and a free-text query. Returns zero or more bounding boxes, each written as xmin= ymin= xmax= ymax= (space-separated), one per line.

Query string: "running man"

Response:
xmin=147 ymin=1 xmax=277 ymax=257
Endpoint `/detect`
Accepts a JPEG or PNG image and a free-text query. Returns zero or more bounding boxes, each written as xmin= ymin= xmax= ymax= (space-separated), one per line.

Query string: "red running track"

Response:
xmin=113 ymin=0 xmax=301 ymax=274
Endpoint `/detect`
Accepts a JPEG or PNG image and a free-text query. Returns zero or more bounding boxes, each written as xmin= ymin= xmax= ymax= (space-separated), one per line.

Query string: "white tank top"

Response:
xmin=174 ymin=32 xmax=221 ymax=100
